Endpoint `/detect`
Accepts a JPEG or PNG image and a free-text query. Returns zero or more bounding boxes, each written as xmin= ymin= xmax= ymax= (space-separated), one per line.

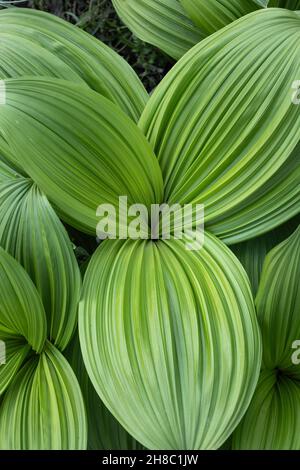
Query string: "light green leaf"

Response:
xmin=180 ymin=0 xmax=259 ymax=35
xmin=256 ymin=225 xmax=300 ymax=374
xmin=233 ymin=370 xmax=300 ymax=449
xmin=0 ymin=33 xmax=85 ymax=84
xmin=0 ymin=78 xmax=163 ymax=235
xmin=139 ymin=9 xmax=300 ymax=243
xmin=0 ymin=177 xmax=81 ymax=351
xmin=231 ymin=216 xmax=300 ymax=295
xmin=0 ymin=247 xmax=47 ymax=352
xmin=233 ymin=226 xmax=300 ymax=449
xmin=0 ymin=7 xmax=148 ymax=121
xmin=66 ymin=333 xmax=143 ymax=450
xmin=112 ymin=0 xmax=205 ymax=60
xmin=79 ymin=234 xmax=261 ymax=450
xmin=208 ymin=143 xmax=300 ymax=243
xmin=0 ymin=341 xmax=87 ymax=450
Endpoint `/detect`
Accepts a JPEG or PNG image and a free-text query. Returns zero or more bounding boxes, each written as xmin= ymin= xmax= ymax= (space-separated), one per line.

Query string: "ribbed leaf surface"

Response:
xmin=139 ymin=9 xmax=300 ymax=243
xmin=0 ymin=8 xmax=147 ymax=121
xmin=0 ymin=177 xmax=81 ymax=350
xmin=79 ymin=234 xmax=261 ymax=449
xmin=0 ymin=342 xmax=87 ymax=450
xmin=112 ymin=0 xmax=204 ymax=60
xmin=0 ymin=78 xmax=163 ymax=235
xmin=233 ymin=226 xmax=300 ymax=449
xmin=66 ymin=334 xmax=143 ymax=450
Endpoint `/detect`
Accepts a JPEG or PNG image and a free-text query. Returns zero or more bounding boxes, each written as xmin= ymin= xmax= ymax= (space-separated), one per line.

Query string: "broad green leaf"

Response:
xmin=231 ymin=216 xmax=300 ymax=295
xmin=79 ymin=234 xmax=261 ymax=450
xmin=139 ymin=9 xmax=300 ymax=243
xmin=180 ymin=0 xmax=259 ymax=35
xmin=0 ymin=78 xmax=163 ymax=235
xmin=0 ymin=341 xmax=87 ymax=450
xmin=256 ymin=225 xmax=300 ymax=374
xmin=233 ymin=226 xmax=300 ymax=449
xmin=112 ymin=0 xmax=205 ymax=60
xmin=233 ymin=370 xmax=300 ymax=449
xmin=0 ymin=33 xmax=85 ymax=84
xmin=0 ymin=247 xmax=47 ymax=352
xmin=66 ymin=333 xmax=143 ymax=450
xmin=0 ymin=7 xmax=148 ymax=121
xmin=0 ymin=177 xmax=81 ymax=351
xmin=208 ymin=143 xmax=300 ymax=243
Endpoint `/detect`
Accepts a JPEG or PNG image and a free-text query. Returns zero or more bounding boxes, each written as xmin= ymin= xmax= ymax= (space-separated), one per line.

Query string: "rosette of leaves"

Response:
xmin=112 ymin=0 xmax=300 ymax=59
xmin=232 ymin=225 xmax=300 ymax=449
xmin=0 ymin=8 xmax=299 ymax=449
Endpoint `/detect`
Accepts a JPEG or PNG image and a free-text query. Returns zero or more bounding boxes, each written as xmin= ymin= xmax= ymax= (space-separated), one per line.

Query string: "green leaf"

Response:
xmin=233 ymin=226 xmax=300 ymax=449
xmin=252 ymin=0 xmax=269 ymax=6
xmin=231 ymin=216 xmax=300 ymax=295
xmin=0 ymin=177 xmax=81 ymax=351
xmin=0 ymin=7 xmax=148 ymax=122
xmin=66 ymin=333 xmax=143 ymax=450
xmin=0 ymin=336 xmax=31 ymax=396
xmin=180 ymin=0 xmax=259 ymax=35
xmin=79 ymin=234 xmax=261 ymax=449
xmin=233 ymin=370 xmax=300 ymax=449
xmin=207 ymin=143 xmax=300 ymax=243
xmin=0 ymin=247 xmax=47 ymax=353
xmin=139 ymin=9 xmax=300 ymax=243
xmin=0 ymin=32 xmax=85 ymax=84
xmin=0 ymin=341 xmax=87 ymax=450
xmin=256 ymin=225 xmax=300 ymax=374
xmin=0 ymin=78 xmax=163 ymax=235
xmin=112 ymin=0 xmax=205 ymax=60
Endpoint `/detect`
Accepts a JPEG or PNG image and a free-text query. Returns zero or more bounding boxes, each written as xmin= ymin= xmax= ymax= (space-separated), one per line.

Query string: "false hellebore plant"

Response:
xmin=112 ymin=0 xmax=300 ymax=59
xmin=0 ymin=6 xmax=299 ymax=450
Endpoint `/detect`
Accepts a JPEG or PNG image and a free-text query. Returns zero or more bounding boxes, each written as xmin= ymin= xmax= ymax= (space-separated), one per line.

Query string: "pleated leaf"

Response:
xmin=66 ymin=333 xmax=143 ymax=450
xmin=0 ymin=247 xmax=46 ymax=352
xmin=233 ymin=370 xmax=300 ymax=449
xmin=0 ymin=341 xmax=87 ymax=450
xmin=112 ymin=0 xmax=204 ymax=60
xmin=0 ymin=78 xmax=163 ymax=235
xmin=180 ymin=0 xmax=259 ymax=35
xmin=79 ymin=234 xmax=261 ymax=450
xmin=231 ymin=216 xmax=300 ymax=295
xmin=0 ymin=336 xmax=31 ymax=396
xmin=0 ymin=177 xmax=81 ymax=351
xmin=208 ymin=143 xmax=300 ymax=243
xmin=256 ymin=225 xmax=300 ymax=374
xmin=0 ymin=33 xmax=85 ymax=84
xmin=0 ymin=7 xmax=147 ymax=122
xmin=139 ymin=9 xmax=300 ymax=243
xmin=233 ymin=226 xmax=300 ymax=449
